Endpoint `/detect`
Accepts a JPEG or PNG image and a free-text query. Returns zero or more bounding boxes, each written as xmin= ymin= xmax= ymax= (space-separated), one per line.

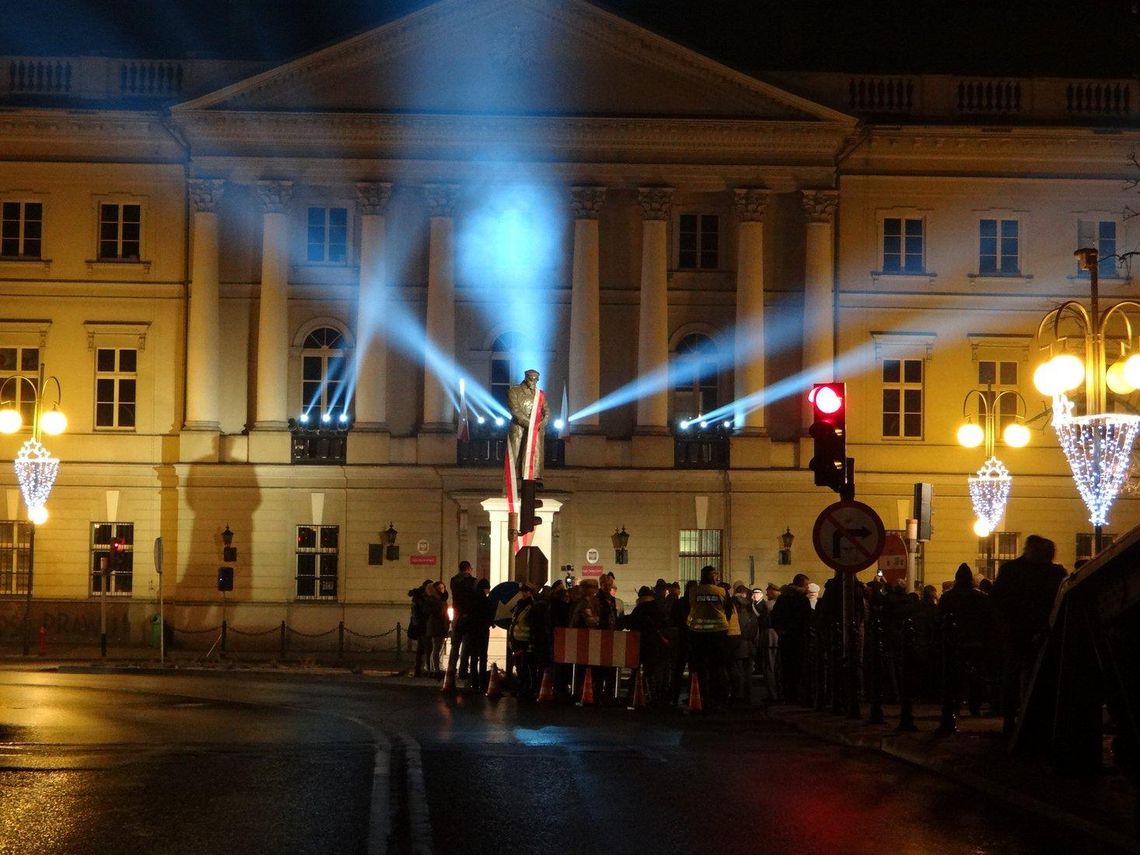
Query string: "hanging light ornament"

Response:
xmin=1050 ymin=394 xmax=1140 ymax=526
xmin=968 ymin=456 xmax=1011 ymax=534
xmin=14 ymin=438 xmax=59 ymax=524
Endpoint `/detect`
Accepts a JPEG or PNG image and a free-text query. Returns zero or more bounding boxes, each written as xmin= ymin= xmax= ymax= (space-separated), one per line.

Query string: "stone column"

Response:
xmin=734 ymin=188 xmax=769 ymax=434
xmin=254 ymin=180 xmax=293 ymax=429
xmin=422 ymin=184 xmax=459 ymax=432
xmin=802 ymin=190 xmax=839 ymax=387
xmin=635 ymin=187 xmax=673 ymax=433
xmin=568 ymin=186 xmax=606 ymax=431
xmin=354 ymin=182 xmax=393 ymax=430
xmin=185 ymin=179 xmax=225 ymax=431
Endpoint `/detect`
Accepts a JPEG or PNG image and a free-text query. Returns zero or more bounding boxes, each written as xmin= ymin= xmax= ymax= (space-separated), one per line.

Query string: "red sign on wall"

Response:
xmin=409 ymin=555 xmax=437 ymax=566
xmin=581 ymin=563 xmax=604 ymax=577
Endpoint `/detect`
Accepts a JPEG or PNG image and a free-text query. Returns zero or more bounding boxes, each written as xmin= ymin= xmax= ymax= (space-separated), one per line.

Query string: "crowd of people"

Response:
xmin=405 ymin=534 xmax=1070 ymax=729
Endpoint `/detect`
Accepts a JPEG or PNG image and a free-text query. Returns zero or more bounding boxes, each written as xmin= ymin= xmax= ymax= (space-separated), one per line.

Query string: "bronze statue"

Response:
xmin=507 ymin=368 xmax=550 ymax=481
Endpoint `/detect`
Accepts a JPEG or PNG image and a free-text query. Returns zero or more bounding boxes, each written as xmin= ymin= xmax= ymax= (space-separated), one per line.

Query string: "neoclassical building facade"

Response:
xmin=0 ymin=0 xmax=1137 ymax=643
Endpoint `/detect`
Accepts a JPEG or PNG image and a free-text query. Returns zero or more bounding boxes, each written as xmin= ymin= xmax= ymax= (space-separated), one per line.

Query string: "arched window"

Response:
xmin=672 ymin=333 xmax=720 ymax=422
xmin=301 ymin=327 xmax=348 ymax=425
xmin=490 ymin=332 xmax=536 ymax=410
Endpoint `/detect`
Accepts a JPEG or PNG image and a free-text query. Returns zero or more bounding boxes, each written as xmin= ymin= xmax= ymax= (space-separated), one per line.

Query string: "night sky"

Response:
xmin=0 ymin=0 xmax=1137 ymax=77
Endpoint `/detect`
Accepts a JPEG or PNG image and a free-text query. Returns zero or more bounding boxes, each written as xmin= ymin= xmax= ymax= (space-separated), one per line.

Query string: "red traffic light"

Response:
xmin=111 ymin=537 xmax=127 ymax=553
xmin=809 ymin=384 xmax=843 ymax=415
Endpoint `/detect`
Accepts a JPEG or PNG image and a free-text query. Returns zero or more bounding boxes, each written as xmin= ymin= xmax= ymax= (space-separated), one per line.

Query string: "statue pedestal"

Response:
xmin=480 ymin=496 xmax=564 ymax=667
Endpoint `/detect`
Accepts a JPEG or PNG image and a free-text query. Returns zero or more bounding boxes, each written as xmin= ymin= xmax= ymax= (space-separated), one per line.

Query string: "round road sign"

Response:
xmin=586 ymin=548 xmax=600 ymax=564
xmin=812 ymin=500 xmax=886 ymax=574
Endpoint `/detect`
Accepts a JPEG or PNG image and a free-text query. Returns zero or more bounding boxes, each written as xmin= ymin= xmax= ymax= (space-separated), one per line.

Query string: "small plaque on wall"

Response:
xmin=368 ymin=544 xmax=383 ymax=566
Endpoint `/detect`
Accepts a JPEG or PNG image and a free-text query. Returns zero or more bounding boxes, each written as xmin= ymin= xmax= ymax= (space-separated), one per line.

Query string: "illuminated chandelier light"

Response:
xmin=1052 ymin=394 xmax=1140 ymax=526
xmin=13 ymin=438 xmax=59 ymax=518
xmin=968 ymin=455 xmax=1011 ymax=532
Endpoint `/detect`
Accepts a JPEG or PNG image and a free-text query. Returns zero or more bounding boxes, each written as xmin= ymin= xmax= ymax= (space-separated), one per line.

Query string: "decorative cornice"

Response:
xmin=423 ymin=184 xmax=459 ymax=218
xmin=256 ymin=180 xmax=294 ymax=213
xmin=570 ymin=186 xmax=606 ymax=220
xmin=188 ymin=178 xmax=225 ymax=213
xmin=801 ymin=189 xmax=838 ymax=224
xmin=638 ymin=187 xmax=674 ymax=221
xmin=733 ymin=188 xmax=769 ymax=222
xmin=355 ymin=181 xmax=393 ymax=215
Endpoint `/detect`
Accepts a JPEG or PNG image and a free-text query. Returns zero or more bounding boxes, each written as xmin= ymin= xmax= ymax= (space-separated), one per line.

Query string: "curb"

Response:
xmin=773 ymin=710 xmax=1140 ymax=854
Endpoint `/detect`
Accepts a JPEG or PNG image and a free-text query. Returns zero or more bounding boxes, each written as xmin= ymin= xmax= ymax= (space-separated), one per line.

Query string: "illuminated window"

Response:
xmin=673 ymin=333 xmax=720 ymax=422
xmin=296 ymin=525 xmax=338 ymax=599
xmin=0 ymin=346 xmax=39 ymax=428
xmin=91 ymin=522 xmax=133 ymax=596
xmin=0 ymin=521 xmax=33 ymax=596
xmin=1 ymin=201 xmax=42 ymax=258
xmin=976 ymin=360 xmax=1018 ymax=431
xmin=977 ymin=531 xmax=1018 ymax=579
xmin=882 ymin=217 xmax=924 ymax=274
xmin=1076 ymin=220 xmax=1118 ymax=277
xmin=679 ymin=529 xmax=722 ymax=582
xmin=882 ymin=358 xmax=923 ymax=438
xmin=306 ymin=207 xmax=348 ymax=264
xmin=678 ymin=213 xmax=719 ymax=270
xmin=98 ymin=203 xmax=141 ymax=261
xmin=301 ymin=327 xmax=348 ymax=424
xmin=979 ymin=219 xmax=1019 ymax=275
xmin=95 ymin=348 xmax=137 ymax=430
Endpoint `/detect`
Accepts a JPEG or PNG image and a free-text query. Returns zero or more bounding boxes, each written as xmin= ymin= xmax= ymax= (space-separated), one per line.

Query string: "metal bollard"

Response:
xmin=279 ymin=620 xmax=287 ymax=658
xmin=897 ymin=616 xmax=917 ymax=732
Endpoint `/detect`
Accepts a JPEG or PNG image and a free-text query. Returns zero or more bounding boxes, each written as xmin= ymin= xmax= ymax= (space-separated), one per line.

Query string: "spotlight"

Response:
xmin=321 ymin=412 xmax=331 ymax=423
xmin=679 ymin=420 xmax=689 ymax=430
xmin=553 ymin=418 xmax=565 ymax=430
xmin=494 ymin=416 xmax=505 ymax=426
xmin=338 ymin=413 xmax=349 ymax=423
xmin=299 ymin=413 xmax=310 ymax=424
xmin=722 ymin=420 xmax=732 ymax=428
xmin=477 ymin=416 xmax=486 ymax=424
xmin=699 ymin=421 xmax=708 ymax=429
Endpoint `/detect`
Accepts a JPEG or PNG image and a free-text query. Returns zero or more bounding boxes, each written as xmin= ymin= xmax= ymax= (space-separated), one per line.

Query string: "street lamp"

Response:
xmin=956 ymin=387 xmax=1031 ymax=539
xmin=384 ymin=521 xmax=399 ymax=561
xmin=1033 ymin=247 xmax=1140 ymax=553
xmin=778 ymin=527 xmax=795 ymax=565
xmin=611 ymin=526 xmax=630 ymax=565
xmin=0 ymin=363 xmax=65 ymax=525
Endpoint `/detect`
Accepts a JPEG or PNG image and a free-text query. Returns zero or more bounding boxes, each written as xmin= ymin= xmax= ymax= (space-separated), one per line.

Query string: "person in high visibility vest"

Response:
xmin=687 ymin=565 xmax=732 ymax=708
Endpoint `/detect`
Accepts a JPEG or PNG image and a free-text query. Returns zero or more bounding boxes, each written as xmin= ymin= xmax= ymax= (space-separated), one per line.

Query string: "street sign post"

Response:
xmin=812 ymin=500 xmax=887 ymax=574
xmin=154 ymin=537 xmax=164 ymax=665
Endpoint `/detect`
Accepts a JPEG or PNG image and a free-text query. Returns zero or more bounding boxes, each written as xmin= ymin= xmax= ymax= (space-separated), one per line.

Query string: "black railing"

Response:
xmin=291 ymin=430 xmax=348 ymax=464
xmin=457 ymin=430 xmax=565 ymax=469
xmin=674 ymin=420 xmax=731 ymax=469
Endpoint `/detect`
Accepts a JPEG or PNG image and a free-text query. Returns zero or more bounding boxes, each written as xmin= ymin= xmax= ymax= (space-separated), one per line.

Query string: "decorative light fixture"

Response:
xmin=611 ymin=526 xmax=630 ymax=565
xmin=384 ymin=521 xmax=399 ymax=561
xmin=778 ymin=527 xmax=795 ymax=565
xmin=1034 ymin=247 xmax=1140 ymax=549
xmin=0 ymin=364 xmax=65 ymax=525
xmin=957 ymin=386 xmax=1030 ymax=538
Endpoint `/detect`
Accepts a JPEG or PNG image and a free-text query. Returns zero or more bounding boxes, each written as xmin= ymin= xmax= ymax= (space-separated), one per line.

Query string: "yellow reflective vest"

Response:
xmin=687 ymin=584 xmax=730 ymax=632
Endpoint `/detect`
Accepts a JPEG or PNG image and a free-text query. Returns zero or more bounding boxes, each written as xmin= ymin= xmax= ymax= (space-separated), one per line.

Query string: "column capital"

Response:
xmin=188 ymin=179 xmax=225 ymax=213
xmin=423 ymin=183 xmax=460 ymax=218
xmin=733 ymin=188 xmax=769 ymax=222
xmin=570 ymin=186 xmax=607 ymax=220
xmin=637 ymin=187 xmax=674 ymax=221
xmin=802 ymin=189 xmax=839 ymax=224
xmin=256 ymin=180 xmax=294 ymax=213
xmin=355 ymin=181 xmax=393 ymax=216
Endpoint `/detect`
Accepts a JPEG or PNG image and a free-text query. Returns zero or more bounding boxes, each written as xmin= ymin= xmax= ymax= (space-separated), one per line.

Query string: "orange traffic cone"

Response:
xmin=627 ymin=666 xmax=649 ymax=711
xmin=577 ymin=667 xmax=595 ymax=706
xmin=485 ymin=663 xmax=504 ymax=699
xmin=440 ymin=668 xmax=455 ymax=692
xmin=686 ymin=670 xmax=704 ymax=714
xmin=537 ymin=667 xmax=555 ymax=703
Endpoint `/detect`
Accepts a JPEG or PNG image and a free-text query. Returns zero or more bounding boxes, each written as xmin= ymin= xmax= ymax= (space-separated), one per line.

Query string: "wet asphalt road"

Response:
xmin=0 ymin=668 xmax=1127 ymax=854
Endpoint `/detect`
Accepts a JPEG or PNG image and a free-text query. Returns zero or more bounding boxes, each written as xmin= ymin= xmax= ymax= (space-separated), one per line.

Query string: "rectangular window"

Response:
xmin=90 ymin=522 xmax=133 ymax=596
xmin=1 ymin=201 xmax=42 ymax=259
xmin=296 ymin=525 xmax=338 ymax=599
xmin=678 ymin=213 xmax=719 ymax=270
xmin=977 ymin=360 xmax=1019 ymax=430
xmin=977 ymin=531 xmax=1019 ymax=580
xmin=979 ymin=218 xmax=1019 ymax=275
xmin=99 ymin=203 xmax=141 ymax=260
xmin=882 ymin=358 xmax=923 ymax=438
xmin=0 ymin=346 xmax=39 ymax=427
xmin=0 ymin=520 xmax=33 ymax=596
xmin=1075 ymin=532 xmax=1115 ymax=565
xmin=94 ymin=348 xmax=137 ymax=429
xmin=679 ymin=528 xmax=722 ymax=582
xmin=1077 ymin=220 xmax=1117 ymax=278
xmin=306 ymin=207 xmax=349 ymax=264
xmin=882 ymin=217 xmax=925 ymax=274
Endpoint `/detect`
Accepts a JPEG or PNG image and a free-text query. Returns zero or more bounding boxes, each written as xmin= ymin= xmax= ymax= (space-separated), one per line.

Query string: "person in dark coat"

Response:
xmin=992 ymin=535 xmax=1067 ymax=734
xmin=937 ymin=563 xmax=999 ymax=730
xmin=671 ymin=580 xmax=694 ymax=705
xmin=462 ymin=578 xmax=494 ymax=690
xmin=426 ymin=581 xmax=449 ymax=677
xmin=627 ymin=585 xmax=672 ymax=706
xmin=446 ymin=560 xmax=477 ymax=680
xmin=408 ymin=580 xmax=435 ymax=678
xmin=729 ymin=584 xmax=759 ymax=704
xmin=770 ymin=574 xmax=813 ymax=703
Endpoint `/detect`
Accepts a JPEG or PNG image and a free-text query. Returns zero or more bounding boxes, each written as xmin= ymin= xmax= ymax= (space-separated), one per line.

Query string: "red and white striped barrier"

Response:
xmin=553 ymin=627 xmax=640 ymax=668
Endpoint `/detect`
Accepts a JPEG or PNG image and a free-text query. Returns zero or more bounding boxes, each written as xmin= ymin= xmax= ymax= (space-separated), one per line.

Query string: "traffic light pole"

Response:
xmin=99 ymin=555 xmax=108 ymax=657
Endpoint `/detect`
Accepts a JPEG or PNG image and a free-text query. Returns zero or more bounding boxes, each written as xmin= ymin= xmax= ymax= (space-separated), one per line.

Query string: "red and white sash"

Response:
xmin=504 ymin=388 xmax=545 ymax=554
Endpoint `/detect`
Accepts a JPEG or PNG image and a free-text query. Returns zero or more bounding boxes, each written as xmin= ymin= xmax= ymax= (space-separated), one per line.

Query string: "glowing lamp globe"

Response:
xmin=1106 ymin=360 xmax=1135 ymax=395
xmin=973 ymin=518 xmax=992 ymax=538
xmin=40 ymin=409 xmax=67 ymax=436
xmin=1033 ymin=362 xmax=1062 ymax=397
xmin=957 ymin=423 xmax=984 ymax=448
xmin=1052 ymin=354 xmax=1085 ymax=393
xmin=0 ymin=408 xmax=21 ymax=434
xmin=28 ymin=505 xmax=48 ymax=525
xmin=1002 ymin=422 xmax=1030 ymax=448
xmin=1123 ymin=353 xmax=1140 ymax=391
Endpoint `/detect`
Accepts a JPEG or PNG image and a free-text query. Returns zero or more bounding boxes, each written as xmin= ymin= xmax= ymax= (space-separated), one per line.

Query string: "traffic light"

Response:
xmin=217 ymin=566 xmax=234 ymax=592
xmin=914 ymin=482 xmax=934 ymax=541
xmin=518 ymin=479 xmax=542 ymax=535
xmin=808 ymin=382 xmax=847 ymax=494
xmin=108 ymin=537 xmax=128 ymax=573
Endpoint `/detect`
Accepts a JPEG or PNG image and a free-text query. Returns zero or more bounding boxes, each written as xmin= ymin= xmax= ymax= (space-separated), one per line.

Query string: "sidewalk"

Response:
xmin=768 ymin=701 xmax=1140 ymax=854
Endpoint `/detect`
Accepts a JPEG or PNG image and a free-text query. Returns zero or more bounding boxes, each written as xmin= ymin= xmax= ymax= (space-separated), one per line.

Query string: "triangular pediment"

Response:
xmin=175 ymin=0 xmax=851 ymax=124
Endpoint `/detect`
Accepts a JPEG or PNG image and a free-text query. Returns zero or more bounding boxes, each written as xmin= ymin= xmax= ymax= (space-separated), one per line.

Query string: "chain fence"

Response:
xmin=164 ymin=619 xmax=406 ymax=659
